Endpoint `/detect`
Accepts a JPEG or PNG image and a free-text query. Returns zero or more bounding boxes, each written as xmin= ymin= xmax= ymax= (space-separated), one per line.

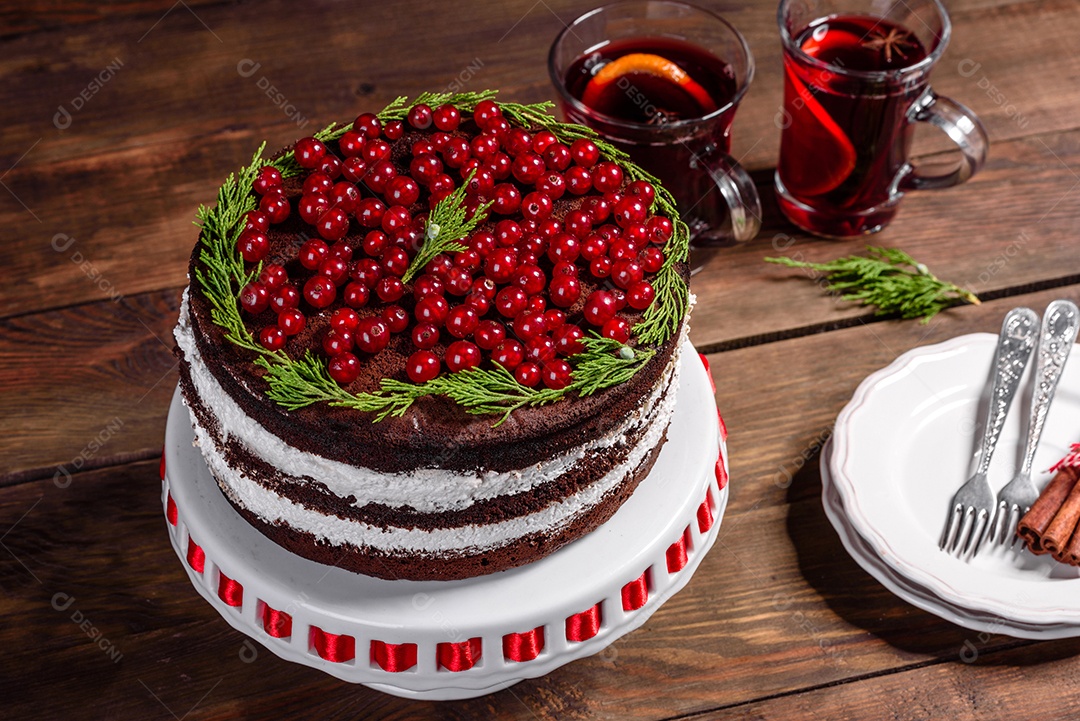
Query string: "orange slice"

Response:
xmin=779 ymin=60 xmax=857 ymax=196
xmin=582 ymin=53 xmax=718 ymax=114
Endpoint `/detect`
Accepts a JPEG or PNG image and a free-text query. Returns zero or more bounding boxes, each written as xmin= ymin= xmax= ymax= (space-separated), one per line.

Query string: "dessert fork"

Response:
xmin=941 ymin=307 xmax=1038 ymax=559
xmin=992 ymin=299 xmax=1079 ymax=547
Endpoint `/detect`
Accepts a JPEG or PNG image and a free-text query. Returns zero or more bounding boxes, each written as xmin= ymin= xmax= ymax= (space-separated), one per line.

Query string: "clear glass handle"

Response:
xmin=692 ymin=151 xmax=762 ymax=246
xmin=900 ymin=90 xmax=989 ymax=192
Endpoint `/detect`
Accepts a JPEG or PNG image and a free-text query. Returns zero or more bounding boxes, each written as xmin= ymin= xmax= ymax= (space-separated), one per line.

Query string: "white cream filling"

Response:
xmin=192 ymin=352 xmax=681 ymax=554
xmin=175 ymin=288 xmax=686 ymax=513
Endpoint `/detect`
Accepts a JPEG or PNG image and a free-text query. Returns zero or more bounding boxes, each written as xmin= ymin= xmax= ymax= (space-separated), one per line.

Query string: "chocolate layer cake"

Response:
xmin=174 ymin=93 xmax=692 ymax=581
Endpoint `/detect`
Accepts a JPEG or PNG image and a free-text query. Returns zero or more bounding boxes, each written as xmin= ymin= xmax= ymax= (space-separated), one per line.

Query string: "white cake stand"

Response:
xmin=161 ymin=344 xmax=727 ymax=700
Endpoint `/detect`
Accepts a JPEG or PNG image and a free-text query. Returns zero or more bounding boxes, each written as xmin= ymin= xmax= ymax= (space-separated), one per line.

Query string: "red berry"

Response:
xmin=331 ymin=241 xmax=356 ymax=264
xmin=471 ymin=134 xmax=500 ymax=161
xmin=353 ymin=113 xmax=382 ymax=139
xmin=473 ymin=99 xmax=502 ymax=128
xmin=355 ymin=317 xmax=390 ymax=355
xmin=627 ymin=280 xmax=656 ymax=310
xmin=590 ymin=256 xmax=613 ymax=279
xmin=299 ymin=193 xmax=330 ymax=225
xmin=328 ymin=353 xmax=361 ymax=385
xmin=513 ymin=311 xmax=547 ymax=341
xmin=486 ymin=117 xmax=511 ymax=139
xmin=320 ymin=155 xmax=342 ymax=179
xmin=485 ymin=248 xmax=518 ymax=284
xmin=271 ymin=284 xmax=300 ymax=312
xmin=466 ymin=289 xmax=491 ymax=315
xmin=505 ymin=129 xmax=533 ymax=156
xmin=543 ymin=359 xmax=573 ymax=389
xmin=342 ymin=157 xmax=368 ymax=183
xmin=350 ymin=258 xmax=382 ymax=288
xmin=612 ymin=258 xmax=644 ymax=289
xmin=547 ymin=234 xmax=580 ymax=265
xmin=259 ymin=264 xmax=287 ymax=291
xmin=356 ymin=198 xmax=386 ymax=228
xmin=640 ymin=246 xmax=664 ymax=273
xmin=521 ymin=192 xmax=553 ymax=221
xmin=543 ymin=143 xmax=572 ymax=171
xmin=592 ymin=161 xmax=624 ymax=193
xmin=407 ymin=103 xmax=433 ymax=129
xmin=584 ymin=290 xmax=617 ymax=326
xmin=322 ymin=329 xmax=354 ymax=356
xmin=341 ymin=282 xmax=368 ymax=308
xmin=526 ymin=334 xmax=556 ymax=363
xmin=240 ymin=283 xmax=269 ymax=314
xmin=513 ymin=264 xmax=546 ymax=296
xmin=494 ymin=220 xmax=523 ymax=248
xmin=624 ymin=222 xmax=649 ymax=246
xmin=259 ymin=325 xmax=286 ymax=351
xmin=277 ymin=308 xmax=305 ymax=335
xmin=382 ymin=304 xmax=410 ymax=333
xmin=515 ymin=362 xmax=542 ymax=387
xmin=243 ymin=210 xmax=270 ymax=233
xmin=445 ymin=340 xmax=482 ymax=373
xmin=413 ymin=273 xmax=445 ymax=300
xmin=445 ymin=266 xmax=473 ymax=295
xmin=570 ymin=139 xmax=600 ymax=168
xmin=303 ymin=172 xmax=334 ymax=196
xmin=331 ymin=308 xmax=361 ymax=332
xmin=614 ymin=197 xmax=648 ymax=228
xmin=581 ymin=234 xmax=609 ymax=261
xmin=317 ymin=207 xmax=350 ymax=241
xmin=510 ymin=152 xmax=543 ymax=184
xmin=627 ymin=179 xmax=656 ymax=207
xmin=415 ymin=295 xmax=450 ymax=326
xmin=259 ymin=192 xmax=290 ymax=224
xmin=475 ymin=320 xmax=506 ymax=350
xmin=253 ymin=166 xmax=283 ymax=195
xmin=412 ymin=323 xmax=440 ymax=350
xmin=381 ymin=205 xmax=412 ymax=235
xmin=442 ymin=137 xmax=471 ymax=168
xmin=383 ymin=119 xmax=403 ymax=140
xmin=318 ymin=257 xmax=349 ymax=286
xmin=410 ymin=154 xmax=443 ymax=184
xmin=339 ymin=130 xmax=365 ymax=158
xmin=601 ymin=317 xmax=630 ymax=343
xmin=493 ymin=339 xmax=525 ymax=370
xmin=407 ymin=350 xmax=441 ymax=382
xmin=363 ymin=139 xmax=391 ymax=164
xmin=526 ymin=295 xmax=546 ymax=315
xmin=565 ymin=166 xmax=592 ymax=195
xmin=432 ymin=104 xmax=461 ymax=131
xmin=582 ymin=196 xmax=612 ymax=223
xmin=380 ymin=247 xmax=409 ymax=277
xmin=488 ymin=152 xmax=512 ymax=180
xmin=609 ymin=238 xmax=637 ymax=261
xmin=544 ymin=309 xmax=567 ymax=328
xmin=552 ymin=323 xmax=585 ymax=356
xmin=548 ymin=274 xmax=581 ymax=308
xmin=532 ymin=130 xmax=558 ymax=154
xmin=552 ymin=260 xmax=578 ymax=278
xmin=495 ymin=286 xmax=528 ymax=318
xmin=426 ymin=253 xmax=455 ymax=279
xmin=386 ymin=176 xmax=421 ymax=207
xmin=294 ymin=137 xmax=326 ymax=169
xmin=303 ymin=276 xmax=336 ymax=308
xmin=536 ymin=172 xmax=566 ymax=200
xmin=446 ymin=305 xmax=479 ymax=338
xmin=647 ymin=216 xmax=674 ymax=244
xmin=332 ymin=182 xmax=361 ymax=214
xmin=366 ymin=159 xmax=397 ymax=194
xmin=429 ymin=173 xmax=456 ymax=196
xmin=238 ymin=230 xmax=269 ymax=262
xmin=610 ymin=288 xmax=628 ymax=311
xmin=299 ymin=239 xmax=329 ymax=270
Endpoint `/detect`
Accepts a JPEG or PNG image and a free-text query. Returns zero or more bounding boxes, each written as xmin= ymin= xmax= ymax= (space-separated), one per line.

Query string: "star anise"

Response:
xmin=862 ymin=27 xmax=918 ymax=64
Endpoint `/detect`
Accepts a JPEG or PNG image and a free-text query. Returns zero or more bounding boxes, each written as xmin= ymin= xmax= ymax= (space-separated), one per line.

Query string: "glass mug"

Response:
xmin=549 ymin=0 xmax=762 ymax=257
xmin=776 ymin=0 xmax=989 ymax=237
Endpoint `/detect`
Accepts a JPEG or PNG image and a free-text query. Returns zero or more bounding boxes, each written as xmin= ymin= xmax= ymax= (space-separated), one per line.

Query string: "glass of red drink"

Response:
xmin=776 ymin=0 xmax=989 ymax=237
xmin=550 ymin=1 xmax=761 ymax=257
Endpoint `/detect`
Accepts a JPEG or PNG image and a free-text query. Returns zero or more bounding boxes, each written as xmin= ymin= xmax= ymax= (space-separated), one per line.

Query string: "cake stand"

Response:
xmin=160 ymin=345 xmax=727 ymax=700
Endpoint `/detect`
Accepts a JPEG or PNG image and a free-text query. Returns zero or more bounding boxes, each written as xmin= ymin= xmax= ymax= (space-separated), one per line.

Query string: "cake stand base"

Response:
xmin=161 ymin=344 xmax=727 ymax=700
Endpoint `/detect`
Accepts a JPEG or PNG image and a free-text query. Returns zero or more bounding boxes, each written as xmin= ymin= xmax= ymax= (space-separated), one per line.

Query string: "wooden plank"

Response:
xmin=0 ymin=288 xmax=180 ymax=485
xmin=0 ymin=1 xmax=227 ymax=38
xmin=8 ymin=286 xmax=1080 ymax=718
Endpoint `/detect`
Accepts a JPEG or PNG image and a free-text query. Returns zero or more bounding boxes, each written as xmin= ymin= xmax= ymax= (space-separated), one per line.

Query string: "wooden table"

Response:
xmin=4 ymin=0 xmax=1080 ymax=717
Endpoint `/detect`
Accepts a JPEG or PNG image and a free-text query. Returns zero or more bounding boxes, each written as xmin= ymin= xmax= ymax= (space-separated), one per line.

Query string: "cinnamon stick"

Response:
xmin=1054 ymin=524 xmax=1080 ymax=565
xmin=1017 ymin=466 xmax=1080 ymax=554
xmin=1044 ymin=476 xmax=1080 ymax=557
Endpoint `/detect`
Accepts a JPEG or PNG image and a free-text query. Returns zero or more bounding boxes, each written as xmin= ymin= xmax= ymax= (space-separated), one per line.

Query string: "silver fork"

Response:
xmin=992 ymin=300 xmax=1080 ymax=546
xmin=941 ymin=307 xmax=1038 ymax=559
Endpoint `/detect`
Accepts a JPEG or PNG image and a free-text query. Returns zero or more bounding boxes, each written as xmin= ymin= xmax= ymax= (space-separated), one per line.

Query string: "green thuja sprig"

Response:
xmin=765 ymin=246 xmax=980 ymax=323
xmin=403 ymin=169 xmax=492 ymax=283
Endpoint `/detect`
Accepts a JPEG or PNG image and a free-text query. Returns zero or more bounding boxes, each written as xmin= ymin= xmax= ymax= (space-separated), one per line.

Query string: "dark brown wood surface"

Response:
xmin=3 ymin=0 xmax=1080 ymax=718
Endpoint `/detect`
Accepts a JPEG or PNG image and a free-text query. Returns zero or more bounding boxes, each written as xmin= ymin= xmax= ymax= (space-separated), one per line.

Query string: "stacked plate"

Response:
xmin=823 ymin=333 xmax=1080 ymax=639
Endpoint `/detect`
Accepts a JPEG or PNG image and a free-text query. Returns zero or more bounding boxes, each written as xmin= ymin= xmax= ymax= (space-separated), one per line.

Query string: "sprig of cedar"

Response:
xmin=765 ymin=246 xmax=980 ymax=323
xmin=194 ymin=91 xmax=688 ymax=423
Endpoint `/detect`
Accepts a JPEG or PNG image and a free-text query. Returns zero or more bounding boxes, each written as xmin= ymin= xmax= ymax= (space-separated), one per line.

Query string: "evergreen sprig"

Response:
xmin=194 ymin=91 xmax=688 ymax=423
xmin=403 ymin=168 xmax=492 ymax=283
xmin=765 ymin=246 xmax=980 ymax=323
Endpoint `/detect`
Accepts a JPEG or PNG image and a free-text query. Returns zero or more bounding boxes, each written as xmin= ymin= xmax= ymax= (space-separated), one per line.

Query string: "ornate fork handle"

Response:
xmin=1019 ymin=300 xmax=1080 ymax=476
xmin=975 ymin=308 xmax=1039 ymax=477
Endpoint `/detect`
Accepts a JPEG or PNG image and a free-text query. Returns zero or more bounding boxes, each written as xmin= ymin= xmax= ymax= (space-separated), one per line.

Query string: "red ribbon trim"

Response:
xmin=503 ymin=627 xmax=545 ymax=663
xmin=698 ymin=353 xmax=716 ymax=393
xmin=566 ymin=603 xmax=602 ymax=642
xmin=186 ymin=537 xmax=205 ymax=573
xmin=166 ymin=493 xmax=178 ymax=526
xmin=666 ymin=527 xmax=690 ymax=573
xmin=621 ymin=571 xmax=649 ymax=611
xmin=159 ymin=447 xmax=166 ymax=481
xmin=217 ymin=571 xmax=243 ymax=607
xmin=312 ymin=627 xmax=355 ymax=663
xmin=715 ymin=449 xmax=728 ymax=491
xmin=371 ymin=640 xmax=417 ymax=672
xmin=717 ymin=409 xmax=728 ymax=442
xmin=437 ymin=637 xmax=482 ymax=672
xmin=697 ymin=495 xmax=714 ymax=533
xmin=261 ymin=604 xmax=293 ymax=638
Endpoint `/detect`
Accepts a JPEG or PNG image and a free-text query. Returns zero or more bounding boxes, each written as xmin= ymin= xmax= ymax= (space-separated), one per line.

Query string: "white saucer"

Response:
xmin=831 ymin=333 xmax=1080 ymax=626
xmin=161 ymin=343 xmax=728 ymax=699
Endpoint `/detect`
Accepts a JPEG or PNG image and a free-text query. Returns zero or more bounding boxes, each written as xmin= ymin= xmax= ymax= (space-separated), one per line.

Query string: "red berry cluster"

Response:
xmin=235 ymin=100 xmax=671 ymax=389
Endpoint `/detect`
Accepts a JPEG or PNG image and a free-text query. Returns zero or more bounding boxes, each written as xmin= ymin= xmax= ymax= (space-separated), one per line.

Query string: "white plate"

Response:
xmin=831 ymin=333 xmax=1080 ymax=626
xmin=821 ymin=441 xmax=1080 ymax=639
